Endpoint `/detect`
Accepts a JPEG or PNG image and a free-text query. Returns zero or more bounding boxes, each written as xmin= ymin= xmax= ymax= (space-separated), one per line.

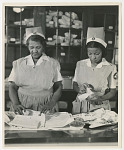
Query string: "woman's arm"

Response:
xmin=73 ymin=81 xmax=79 ymax=93
xmin=9 ymin=81 xmax=25 ymax=114
xmin=100 ymin=88 xmax=117 ymax=101
xmin=87 ymin=88 xmax=117 ymax=105
xmin=9 ymin=81 xmax=19 ymax=105
xmin=52 ymin=81 xmax=63 ymax=102
xmin=73 ymin=81 xmax=88 ymax=94
xmin=41 ymin=81 xmax=62 ymax=113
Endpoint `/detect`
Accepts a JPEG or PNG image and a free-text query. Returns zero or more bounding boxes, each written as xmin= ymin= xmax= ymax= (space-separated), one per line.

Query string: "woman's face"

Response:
xmin=28 ymin=40 xmax=44 ymax=59
xmin=87 ymin=47 xmax=102 ymax=64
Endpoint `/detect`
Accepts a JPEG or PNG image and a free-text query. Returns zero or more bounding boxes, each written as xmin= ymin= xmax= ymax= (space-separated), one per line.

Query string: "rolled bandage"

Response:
xmin=73 ymin=20 xmax=82 ymax=26
xmin=71 ymin=12 xmax=78 ymax=20
xmin=59 ymin=19 xmax=65 ymax=25
xmin=62 ymin=15 xmax=70 ymax=22
xmin=65 ymin=12 xmax=71 ymax=17
xmin=59 ymin=11 xmax=63 ymax=16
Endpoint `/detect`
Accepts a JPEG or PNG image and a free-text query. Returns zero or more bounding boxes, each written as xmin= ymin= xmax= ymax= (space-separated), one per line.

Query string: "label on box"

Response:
xmin=108 ymin=26 xmax=113 ymax=30
xmin=108 ymin=41 xmax=113 ymax=44
xmin=61 ymin=53 xmax=65 ymax=56
xmin=47 ymin=37 xmax=53 ymax=41
xmin=10 ymin=38 xmax=16 ymax=42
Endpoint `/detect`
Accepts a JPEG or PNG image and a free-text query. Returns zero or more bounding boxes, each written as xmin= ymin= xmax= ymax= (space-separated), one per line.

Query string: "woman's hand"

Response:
xmin=86 ymin=94 xmax=103 ymax=105
xmin=9 ymin=81 xmax=25 ymax=114
xmin=87 ymin=93 xmax=98 ymax=100
xmin=40 ymin=81 xmax=62 ymax=114
xmin=13 ymin=104 xmax=26 ymax=115
xmin=79 ymin=83 xmax=89 ymax=94
xmin=40 ymin=100 xmax=56 ymax=113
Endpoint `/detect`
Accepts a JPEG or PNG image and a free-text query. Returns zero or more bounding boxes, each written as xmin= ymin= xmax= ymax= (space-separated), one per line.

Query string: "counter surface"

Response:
xmin=5 ymin=124 xmax=118 ymax=145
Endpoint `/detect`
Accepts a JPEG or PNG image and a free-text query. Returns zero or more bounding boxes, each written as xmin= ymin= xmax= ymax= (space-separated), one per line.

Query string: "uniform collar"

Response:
xmin=24 ymin=53 xmax=49 ymax=66
xmin=86 ymin=58 xmax=110 ymax=68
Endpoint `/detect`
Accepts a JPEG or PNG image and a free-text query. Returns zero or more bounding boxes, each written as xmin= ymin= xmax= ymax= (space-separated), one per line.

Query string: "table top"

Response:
xmin=5 ymin=124 xmax=118 ymax=145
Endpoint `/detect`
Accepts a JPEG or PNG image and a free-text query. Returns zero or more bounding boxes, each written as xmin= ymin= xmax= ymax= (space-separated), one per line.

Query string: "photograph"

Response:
xmin=1 ymin=1 xmax=122 ymax=149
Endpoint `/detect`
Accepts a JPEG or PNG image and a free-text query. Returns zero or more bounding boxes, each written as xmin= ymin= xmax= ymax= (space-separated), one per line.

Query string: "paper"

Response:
xmin=77 ymin=87 xmax=94 ymax=102
xmin=89 ymin=119 xmax=117 ymax=129
xmin=45 ymin=112 xmax=74 ymax=128
xmin=22 ymin=109 xmax=41 ymax=116
xmin=78 ymin=93 xmax=90 ymax=101
xmin=9 ymin=113 xmax=45 ymax=129
xmin=6 ymin=111 xmax=74 ymax=130
xmin=73 ymin=108 xmax=118 ymax=128
xmin=5 ymin=113 xmax=10 ymax=123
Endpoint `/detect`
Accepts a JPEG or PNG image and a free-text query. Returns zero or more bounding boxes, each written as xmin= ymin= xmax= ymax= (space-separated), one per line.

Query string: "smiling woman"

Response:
xmin=8 ymin=27 xmax=63 ymax=115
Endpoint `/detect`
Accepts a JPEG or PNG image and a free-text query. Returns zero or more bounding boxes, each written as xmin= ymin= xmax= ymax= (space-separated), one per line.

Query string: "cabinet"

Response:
xmin=32 ymin=6 xmax=119 ymax=76
xmin=5 ymin=6 xmax=119 ymax=83
xmin=92 ymin=6 xmax=118 ymax=63
xmin=44 ymin=6 xmax=86 ymax=76
xmin=5 ymin=6 xmax=118 ymax=78
xmin=5 ymin=6 xmax=34 ymax=77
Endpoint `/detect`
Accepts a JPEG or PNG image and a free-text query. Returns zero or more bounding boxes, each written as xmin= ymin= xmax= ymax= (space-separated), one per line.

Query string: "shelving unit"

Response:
xmin=5 ymin=6 xmax=118 ymax=79
xmin=93 ymin=7 xmax=118 ymax=63
xmin=44 ymin=6 xmax=85 ymax=76
xmin=5 ymin=6 xmax=34 ymax=77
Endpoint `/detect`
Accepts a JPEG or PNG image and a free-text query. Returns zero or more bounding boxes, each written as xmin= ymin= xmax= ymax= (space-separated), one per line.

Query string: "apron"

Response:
xmin=10 ymin=58 xmax=59 ymax=112
xmin=72 ymin=60 xmax=114 ymax=114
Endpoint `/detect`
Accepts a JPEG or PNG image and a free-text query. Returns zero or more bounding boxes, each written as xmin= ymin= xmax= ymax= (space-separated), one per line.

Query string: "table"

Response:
xmin=4 ymin=124 xmax=118 ymax=145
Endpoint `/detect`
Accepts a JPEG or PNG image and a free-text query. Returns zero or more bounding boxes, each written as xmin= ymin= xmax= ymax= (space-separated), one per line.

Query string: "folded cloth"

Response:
xmin=45 ymin=112 xmax=74 ymax=128
xmin=73 ymin=108 xmax=118 ymax=125
xmin=9 ymin=113 xmax=45 ymax=129
xmin=77 ymin=87 xmax=94 ymax=102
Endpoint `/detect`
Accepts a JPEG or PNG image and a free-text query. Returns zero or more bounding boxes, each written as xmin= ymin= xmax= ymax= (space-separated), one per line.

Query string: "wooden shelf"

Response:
xmin=62 ymin=89 xmax=74 ymax=91
xmin=46 ymin=26 xmax=82 ymax=30
xmin=105 ymin=29 xmax=116 ymax=33
xmin=5 ymin=43 xmax=26 ymax=47
xmin=5 ymin=24 xmax=34 ymax=28
xmin=7 ymin=6 xmax=34 ymax=10
xmin=107 ymin=47 xmax=118 ymax=50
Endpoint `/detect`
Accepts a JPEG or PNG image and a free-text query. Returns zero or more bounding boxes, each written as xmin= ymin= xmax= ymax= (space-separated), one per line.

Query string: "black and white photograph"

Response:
xmin=1 ymin=1 xmax=122 ymax=149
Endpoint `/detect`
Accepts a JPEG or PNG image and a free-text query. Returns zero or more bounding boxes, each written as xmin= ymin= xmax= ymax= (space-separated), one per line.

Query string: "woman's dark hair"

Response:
xmin=26 ymin=35 xmax=46 ymax=48
xmin=86 ymin=41 xmax=106 ymax=57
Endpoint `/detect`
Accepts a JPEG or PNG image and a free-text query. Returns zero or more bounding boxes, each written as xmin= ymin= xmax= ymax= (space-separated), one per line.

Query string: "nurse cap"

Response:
xmin=86 ymin=27 xmax=107 ymax=48
xmin=25 ymin=26 xmax=45 ymax=42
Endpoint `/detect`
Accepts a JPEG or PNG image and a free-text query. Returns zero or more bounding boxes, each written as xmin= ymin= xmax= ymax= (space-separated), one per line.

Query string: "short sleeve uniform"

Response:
xmin=73 ymin=58 xmax=117 ymax=112
xmin=8 ymin=54 xmax=63 ymax=111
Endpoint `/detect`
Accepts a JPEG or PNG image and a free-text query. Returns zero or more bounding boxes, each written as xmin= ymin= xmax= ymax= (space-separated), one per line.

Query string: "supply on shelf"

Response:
xmin=46 ymin=32 xmax=81 ymax=46
xmin=46 ymin=10 xmax=82 ymax=29
xmin=14 ymin=18 xmax=34 ymax=26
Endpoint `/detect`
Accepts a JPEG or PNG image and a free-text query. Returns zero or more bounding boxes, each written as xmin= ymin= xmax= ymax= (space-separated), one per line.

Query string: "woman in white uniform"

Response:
xmin=72 ymin=27 xmax=117 ymax=114
xmin=8 ymin=27 xmax=63 ymax=115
